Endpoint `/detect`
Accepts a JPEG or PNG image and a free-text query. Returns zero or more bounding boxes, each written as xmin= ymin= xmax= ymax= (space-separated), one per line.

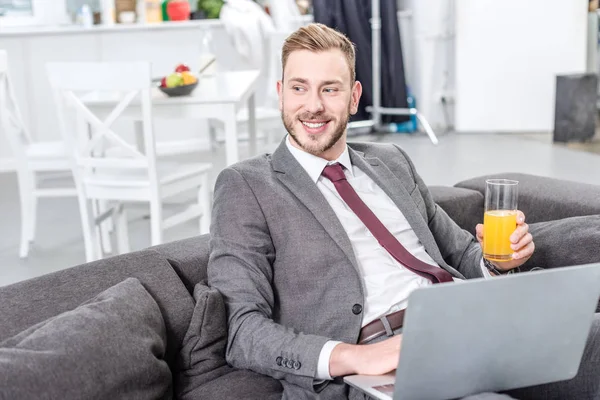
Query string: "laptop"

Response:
xmin=344 ymin=263 xmax=600 ymax=400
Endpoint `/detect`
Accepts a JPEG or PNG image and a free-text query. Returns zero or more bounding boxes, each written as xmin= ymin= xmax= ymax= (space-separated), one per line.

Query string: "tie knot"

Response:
xmin=322 ymin=163 xmax=346 ymax=182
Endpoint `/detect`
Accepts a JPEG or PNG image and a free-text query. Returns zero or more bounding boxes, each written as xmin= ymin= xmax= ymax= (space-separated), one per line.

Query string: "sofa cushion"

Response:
xmin=175 ymin=281 xmax=230 ymax=398
xmin=429 ymin=186 xmax=484 ymax=235
xmin=523 ymin=215 xmax=600 ymax=271
xmin=455 ymin=173 xmax=600 ymax=223
xmin=0 ymin=249 xmax=194 ymax=374
xmin=188 ymin=369 xmax=284 ymax=400
xmin=175 ymin=281 xmax=283 ymax=400
xmin=0 ymin=278 xmax=171 ymax=400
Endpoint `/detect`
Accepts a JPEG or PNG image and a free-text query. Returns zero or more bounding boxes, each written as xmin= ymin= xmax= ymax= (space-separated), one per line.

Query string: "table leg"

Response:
xmin=224 ymin=105 xmax=239 ymax=166
xmin=247 ymin=94 xmax=257 ymax=157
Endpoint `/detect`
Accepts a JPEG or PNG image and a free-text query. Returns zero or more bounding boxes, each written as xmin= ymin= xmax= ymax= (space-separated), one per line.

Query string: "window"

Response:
xmin=0 ymin=0 xmax=33 ymax=16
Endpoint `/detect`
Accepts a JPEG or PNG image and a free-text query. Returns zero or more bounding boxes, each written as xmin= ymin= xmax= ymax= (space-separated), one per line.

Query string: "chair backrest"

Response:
xmin=0 ymin=49 xmax=32 ymax=162
xmin=46 ymin=61 xmax=158 ymax=192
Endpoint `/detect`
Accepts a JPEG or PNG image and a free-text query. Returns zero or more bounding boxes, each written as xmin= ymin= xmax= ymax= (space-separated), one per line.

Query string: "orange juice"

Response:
xmin=483 ymin=210 xmax=517 ymax=261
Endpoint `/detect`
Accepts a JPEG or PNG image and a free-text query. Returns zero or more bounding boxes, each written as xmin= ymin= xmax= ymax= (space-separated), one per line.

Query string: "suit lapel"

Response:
xmin=271 ymin=141 xmax=360 ymax=273
xmin=348 ymin=147 xmax=446 ymax=268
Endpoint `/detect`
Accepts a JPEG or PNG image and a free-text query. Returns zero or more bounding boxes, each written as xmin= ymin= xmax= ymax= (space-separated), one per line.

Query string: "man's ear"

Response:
xmin=277 ymin=80 xmax=283 ymax=111
xmin=350 ymin=81 xmax=363 ymax=115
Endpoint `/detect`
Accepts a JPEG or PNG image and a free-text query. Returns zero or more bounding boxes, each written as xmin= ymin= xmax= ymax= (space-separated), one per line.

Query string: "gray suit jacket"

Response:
xmin=207 ymin=140 xmax=484 ymax=399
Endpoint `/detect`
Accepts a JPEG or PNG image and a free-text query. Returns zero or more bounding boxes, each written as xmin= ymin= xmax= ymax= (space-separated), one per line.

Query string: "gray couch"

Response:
xmin=1 ymin=173 xmax=599 ymax=399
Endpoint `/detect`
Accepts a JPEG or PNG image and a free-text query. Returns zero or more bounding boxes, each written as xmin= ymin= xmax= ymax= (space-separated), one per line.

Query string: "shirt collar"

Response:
xmin=285 ymin=135 xmax=354 ymax=183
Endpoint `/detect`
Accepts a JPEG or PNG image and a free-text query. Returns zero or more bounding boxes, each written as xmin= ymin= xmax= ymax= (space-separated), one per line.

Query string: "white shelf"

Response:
xmin=0 ymin=19 xmax=222 ymax=37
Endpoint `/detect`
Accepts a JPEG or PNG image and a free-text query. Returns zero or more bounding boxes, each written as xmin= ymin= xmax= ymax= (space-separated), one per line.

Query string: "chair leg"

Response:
xmin=199 ymin=174 xmax=211 ymax=234
xmin=149 ymin=198 xmax=163 ymax=246
xmin=208 ymin=124 xmax=220 ymax=151
xmin=17 ymin=171 xmax=33 ymax=258
xmin=77 ymin=195 xmax=98 ymax=262
xmin=92 ymin=200 xmax=113 ymax=255
xmin=99 ymin=199 xmax=113 ymax=254
xmin=114 ymin=203 xmax=130 ymax=254
xmin=28 ymin=189 xmax=38 ymax=244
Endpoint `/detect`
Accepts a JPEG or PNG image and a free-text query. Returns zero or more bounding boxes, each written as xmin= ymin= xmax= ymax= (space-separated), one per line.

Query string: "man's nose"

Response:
xmin=305 ymin=92 xmax=324 ymax=114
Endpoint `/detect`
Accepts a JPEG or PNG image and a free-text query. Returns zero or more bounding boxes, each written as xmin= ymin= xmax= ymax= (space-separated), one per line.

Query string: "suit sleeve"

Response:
xmin=393 ymin=145 xmax=484 ymax=279
xmin=207 ymin=167 xmax=331 ymax=392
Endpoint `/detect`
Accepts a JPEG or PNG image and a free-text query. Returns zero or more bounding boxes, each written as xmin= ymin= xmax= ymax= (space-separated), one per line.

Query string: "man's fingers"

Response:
xmin=475 ymin=224 xmax=484 ymax=242
xmin=510 ymin=223 xmax=529 ymax=243
xmin=476 ymin=224 xmax=483 ymax=236
xmin=513 ymin=240 xmax=535 ymax=260
xmin=512 ymin=232 xmax=533 ymax=251
xmin=516 ymin=210 xmax=526 ymax=224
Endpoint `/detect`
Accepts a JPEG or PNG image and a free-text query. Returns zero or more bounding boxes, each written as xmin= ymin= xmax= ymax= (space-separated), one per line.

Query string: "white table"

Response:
xmin=82 ymin=70 xmax=260 ymax=166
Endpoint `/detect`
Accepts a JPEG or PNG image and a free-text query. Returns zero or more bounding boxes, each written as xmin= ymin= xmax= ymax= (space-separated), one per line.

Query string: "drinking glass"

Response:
xmin=483 ymin=179 xmax=519 ymax=262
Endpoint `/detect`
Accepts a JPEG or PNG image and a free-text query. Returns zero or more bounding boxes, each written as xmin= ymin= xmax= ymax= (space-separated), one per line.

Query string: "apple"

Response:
xmin=160 ymin=77 xmax=167 ymax=88
xmin=166 ymin=72 xmax=183 ymax=88
xmin=175 ymin=63 xmax=190 ymax=73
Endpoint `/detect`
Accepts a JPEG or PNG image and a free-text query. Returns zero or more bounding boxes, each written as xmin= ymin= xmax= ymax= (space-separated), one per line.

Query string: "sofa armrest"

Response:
xmin=429 ymin=186 xmax=484 ymax=235
xmin=523 ymin=215 xmax=600 ymax=271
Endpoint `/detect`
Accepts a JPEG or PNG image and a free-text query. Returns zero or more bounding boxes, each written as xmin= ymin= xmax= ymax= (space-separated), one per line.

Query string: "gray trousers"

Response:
xmin=353 ymin=314 xmax=600 ymax=400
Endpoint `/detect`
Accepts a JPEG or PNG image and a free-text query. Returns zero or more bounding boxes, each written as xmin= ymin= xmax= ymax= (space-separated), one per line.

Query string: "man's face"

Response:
xmin=277 ymin=49 xmax=362 ymax=160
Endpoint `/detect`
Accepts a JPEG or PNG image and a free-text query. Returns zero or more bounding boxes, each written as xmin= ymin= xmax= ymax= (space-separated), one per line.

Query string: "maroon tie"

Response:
xmin=322 ymin=163 xmax=454 ymax=284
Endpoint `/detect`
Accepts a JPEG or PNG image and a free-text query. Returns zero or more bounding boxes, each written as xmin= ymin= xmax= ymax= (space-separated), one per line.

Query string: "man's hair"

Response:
xmin=281 ymin=23 xmax=356 ymax=83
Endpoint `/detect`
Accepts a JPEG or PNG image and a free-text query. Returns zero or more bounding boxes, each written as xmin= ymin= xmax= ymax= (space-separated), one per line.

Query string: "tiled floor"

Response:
xmin=1 ymin=130 xmax=599 ymax=287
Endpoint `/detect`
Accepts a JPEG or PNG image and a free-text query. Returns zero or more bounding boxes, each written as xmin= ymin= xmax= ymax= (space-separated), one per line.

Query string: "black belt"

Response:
xmin=358 ymin=309 xmax=405 ymax=344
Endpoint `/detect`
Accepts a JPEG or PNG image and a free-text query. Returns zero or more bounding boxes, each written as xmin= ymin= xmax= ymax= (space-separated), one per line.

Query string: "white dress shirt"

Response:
xmin=284 ymin=137 xmax=490 ymax=380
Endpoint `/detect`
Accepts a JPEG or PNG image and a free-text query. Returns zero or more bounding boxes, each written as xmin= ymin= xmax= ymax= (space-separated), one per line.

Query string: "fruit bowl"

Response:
xmin=158 ymin=81 xmax=199 ymax=97
xmin=158 ymin=64 xmax=199 ymax=97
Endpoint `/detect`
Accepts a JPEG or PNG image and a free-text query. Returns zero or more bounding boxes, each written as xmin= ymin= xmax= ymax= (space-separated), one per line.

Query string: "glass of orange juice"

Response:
xmin=483 ymin=179 xmax=519 ymax=262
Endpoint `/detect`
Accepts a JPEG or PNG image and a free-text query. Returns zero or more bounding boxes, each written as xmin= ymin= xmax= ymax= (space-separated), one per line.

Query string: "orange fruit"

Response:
xmin=181 ymin=71 xmax=197 ymax=85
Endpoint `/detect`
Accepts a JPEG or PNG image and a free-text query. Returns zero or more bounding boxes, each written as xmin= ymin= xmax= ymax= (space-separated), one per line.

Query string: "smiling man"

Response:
xmin=278 ymin=39 xmax=360 ymax=162
xmin=208 ymin=23 xmax=600 ymax=400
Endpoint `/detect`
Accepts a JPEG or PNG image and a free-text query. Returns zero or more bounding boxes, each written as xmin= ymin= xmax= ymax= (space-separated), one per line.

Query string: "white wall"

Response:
xmin=401 ymin=0 xmax=456 ymax=130
xmin=455 ymin=0 xmax=588 ymax=132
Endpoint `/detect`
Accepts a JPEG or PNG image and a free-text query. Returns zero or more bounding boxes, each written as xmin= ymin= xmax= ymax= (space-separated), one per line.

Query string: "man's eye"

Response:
xmin=323 ymin=88 xmax=337 ymax=93
xmin=292 ymin=86 xmax=305 ymax=92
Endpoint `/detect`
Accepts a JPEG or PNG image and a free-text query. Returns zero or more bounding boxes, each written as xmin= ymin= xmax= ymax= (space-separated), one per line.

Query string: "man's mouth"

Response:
xmin=302 ymin=121 xmax=327 ymax=129
xmin=300 ymin=119 xmax=330 ymax=134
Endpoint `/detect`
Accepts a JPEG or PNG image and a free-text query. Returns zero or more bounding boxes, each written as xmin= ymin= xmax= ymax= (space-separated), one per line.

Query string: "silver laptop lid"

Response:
xmin=394 ymin=263 xmax=600 ymax=400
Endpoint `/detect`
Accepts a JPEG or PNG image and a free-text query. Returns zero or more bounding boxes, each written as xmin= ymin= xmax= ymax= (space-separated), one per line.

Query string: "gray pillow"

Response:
xmin=175 ymin=281 xmax=230 ymax=398
xmin=0 ymin=278 xmax=171 ymax=400
xmin=174 ymin=281 xmax=283 ymax=400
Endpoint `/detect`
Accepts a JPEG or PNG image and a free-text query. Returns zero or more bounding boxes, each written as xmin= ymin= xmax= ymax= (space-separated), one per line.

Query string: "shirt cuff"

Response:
xmin=315 ymin=340 xmax=343 ymax=380
xmin=480 ymin=258 xmax=494 ymax=278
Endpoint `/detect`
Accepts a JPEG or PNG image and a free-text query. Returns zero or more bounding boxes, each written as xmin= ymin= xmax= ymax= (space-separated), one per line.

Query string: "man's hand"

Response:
xmin=475 ymin=210 xmax=535 ymax=272
xmin=329 ymin=335 xmax=402 ymax=377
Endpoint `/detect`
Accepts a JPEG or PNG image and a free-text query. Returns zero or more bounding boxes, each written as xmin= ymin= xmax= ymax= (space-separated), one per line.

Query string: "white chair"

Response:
xmin=0 ymin=49 xmax=78 ymax=258
xmin=46 ymin=61 xmax=212 ymax=262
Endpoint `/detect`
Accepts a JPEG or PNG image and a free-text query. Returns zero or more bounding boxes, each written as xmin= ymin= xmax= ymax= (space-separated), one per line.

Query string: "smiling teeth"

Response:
xmin=302 ymin=121 xmax=326 ymax=128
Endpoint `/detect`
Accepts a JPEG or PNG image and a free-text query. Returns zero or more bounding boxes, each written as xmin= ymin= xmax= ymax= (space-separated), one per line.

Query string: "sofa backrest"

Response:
xmin=0 ymin=249 xmax=195 ymax=371
xmin=455 ymin=173 xmax=600 ymax=223
xmin=150 ymin=234 xmax=211 ymax=294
